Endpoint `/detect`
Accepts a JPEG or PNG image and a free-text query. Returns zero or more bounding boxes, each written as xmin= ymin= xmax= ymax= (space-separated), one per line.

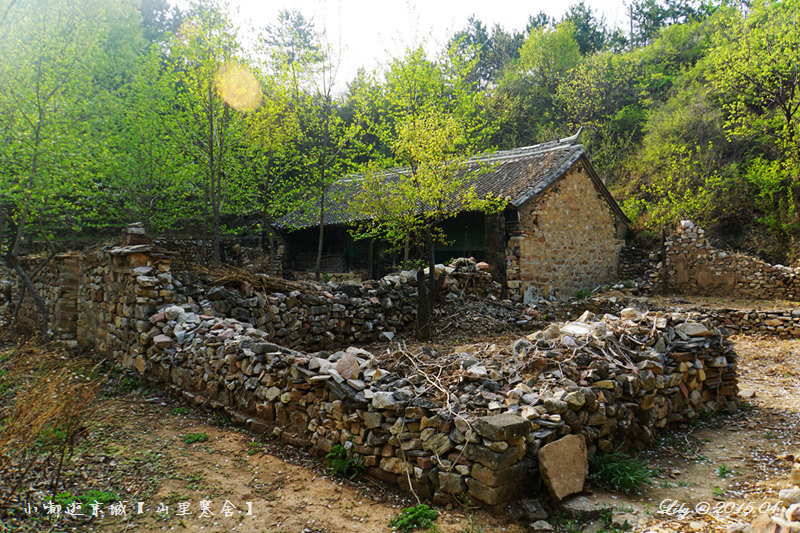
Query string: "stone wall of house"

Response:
xmin=656 ymin=221 xmax=800 ymax=299
xmin=510 ymin=162 xmax=625 ymax=299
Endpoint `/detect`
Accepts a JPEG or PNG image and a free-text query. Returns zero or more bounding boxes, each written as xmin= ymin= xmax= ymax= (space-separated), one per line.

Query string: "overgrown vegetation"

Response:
xmin=589 ymin=451 xmax=654 ymax=494
xmin=388 ymin=504 xmax=439 ymax=532
xmin=0 ymin=336 xmax=106 ymax=521
xmin=324 ymin=443 xmax=365 ymax=480
xmin=2 ymin=0 xmax=799 ymax=310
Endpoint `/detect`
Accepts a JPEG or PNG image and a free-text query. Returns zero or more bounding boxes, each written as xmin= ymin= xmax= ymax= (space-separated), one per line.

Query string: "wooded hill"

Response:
xmin=1 ymin=0 xmax=798 ymax=266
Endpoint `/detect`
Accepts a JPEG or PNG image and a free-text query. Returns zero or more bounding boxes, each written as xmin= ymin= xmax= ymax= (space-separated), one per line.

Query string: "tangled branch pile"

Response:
xmin=194 ymin=265 xmax=313 ymax=294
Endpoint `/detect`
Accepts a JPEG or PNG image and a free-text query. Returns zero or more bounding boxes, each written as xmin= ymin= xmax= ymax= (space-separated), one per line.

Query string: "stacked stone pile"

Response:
xmin=656 ymin=220 xmax=800 ymax=299
xmin=706 ymin=308 xmax=800 ymax=337
xmin=172 ymin=257 xmax=504 ymax=352
xmin=136 ymin=301 xmax=738 ymax=507
xmin=76 ymin=245 xmax=177 ymax=363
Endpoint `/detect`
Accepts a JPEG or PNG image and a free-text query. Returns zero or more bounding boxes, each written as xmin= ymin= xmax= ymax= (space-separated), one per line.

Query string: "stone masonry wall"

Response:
xmin=509 ymin=161 xmax=625 ymax=299
xmin=656 ymin=221 xmax=800 ymax=299
xmin=133 ymin=304 xmax=738 ymax=507
xmin=76 ymin=246 xmax=176 ymax=369
xmin=0 ymin=245 xmax=745 ymax=509
xmin=14 ymin=253 xmax=80 ymax=339
xmin=176 ymin=261 xmax=501 ymax=352
xmin=11 ymin=246 xmax=177 ymax=352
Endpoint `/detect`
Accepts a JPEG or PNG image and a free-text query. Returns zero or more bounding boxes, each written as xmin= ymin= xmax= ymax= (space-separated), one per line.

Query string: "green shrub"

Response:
xmin=325 ymin=444 xmax=364 ymax=480
xmin=589 ymin=451 xmax=653 ymax=494
xmin=575 ymin=288 xmax=592 ymax=300
xmin=388 ymin=504 xmax=439 ymax=532
xmin=172 ymin=407 xmax=190 ymax=415
xmin=182 ymin=432 xmax=208 ymax=444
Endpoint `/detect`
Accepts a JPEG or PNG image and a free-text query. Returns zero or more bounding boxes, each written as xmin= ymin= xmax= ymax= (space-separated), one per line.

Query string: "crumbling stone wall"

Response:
xmin=0 ymin=243 xmax=744 ymax=508
xmin=157 ymin=237 xmax=284 ymax=276
xmin=13 ymin=253 xmax=80 ymax=339
xmin=134 ymin=305 xmax=738 ymax=506
xmin=510 ymin=161 xmax=625 ymax=298
xmin=656 ymin=221 xmax=800 ymax=299
xmin=76 ymin=246 xmax=176 ymax=369
xmin=176 ymin=263 xmax=502 ymax=351
xmin=10 ymin=246 xmax=177 ymax=351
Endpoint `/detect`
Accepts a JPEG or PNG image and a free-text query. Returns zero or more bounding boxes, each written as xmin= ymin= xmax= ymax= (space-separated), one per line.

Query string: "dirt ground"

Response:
xmin=2 ymin=321 xmax=799 ymax=532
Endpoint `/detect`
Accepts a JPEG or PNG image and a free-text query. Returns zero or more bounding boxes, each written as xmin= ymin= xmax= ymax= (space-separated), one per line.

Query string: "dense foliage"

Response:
xmin=1 ymin=0 xmax=798 ymax=265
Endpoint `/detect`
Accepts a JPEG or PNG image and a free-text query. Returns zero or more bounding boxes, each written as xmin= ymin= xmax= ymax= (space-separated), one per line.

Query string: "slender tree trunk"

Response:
xmin=416 ymin=267 xmax=431 ymax=341
xmin=315 ymin=188 xmax=325 ymax=281
xmin=208 ymin=82 xmax=221 ymax=267
xmin=416 ymin=230 xmax=436 ymax=341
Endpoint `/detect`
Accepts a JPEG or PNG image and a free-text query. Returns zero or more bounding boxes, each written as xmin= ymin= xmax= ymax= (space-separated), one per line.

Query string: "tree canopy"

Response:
xmin=1 ymin=0 xmax=798 ymax=270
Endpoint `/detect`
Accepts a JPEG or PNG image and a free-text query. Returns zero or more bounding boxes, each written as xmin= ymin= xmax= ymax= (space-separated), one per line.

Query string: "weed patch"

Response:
xmin=589 ymin=452 xmax=653 ymax=494
xmin=325 ymin=444 xmax=364 ymax=480
xmin=182 ymin=432 xmax=209 ymax=444
xmin=388 ymin=504 xmax=439 ymax=532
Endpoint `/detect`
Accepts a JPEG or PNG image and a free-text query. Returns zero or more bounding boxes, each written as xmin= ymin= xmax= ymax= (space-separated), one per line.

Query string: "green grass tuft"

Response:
xmin=325 ymin=444 xmax=364 ymax=480
xmin=388 ymin=504 xmax=439 ymax=532
xmin=589 ymin=451 xmax=653 ymax=494
xmin=182 ymin=432 xmax=208 ymax=444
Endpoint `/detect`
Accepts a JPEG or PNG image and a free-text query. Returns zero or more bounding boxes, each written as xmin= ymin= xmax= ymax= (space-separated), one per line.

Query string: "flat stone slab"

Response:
xmin=538 ymin=434 xmax=588 ymax=501
xmin=473 ymin=413 xmax=531 ymax=441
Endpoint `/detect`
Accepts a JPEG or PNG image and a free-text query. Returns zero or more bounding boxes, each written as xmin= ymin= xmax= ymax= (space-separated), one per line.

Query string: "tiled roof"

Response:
xmin=279 ymin=141 xmax=628 ymax=230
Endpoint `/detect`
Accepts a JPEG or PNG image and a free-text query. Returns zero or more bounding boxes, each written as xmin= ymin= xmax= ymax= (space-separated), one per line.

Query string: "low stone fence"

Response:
xmin=655 ymin=221 xmax=800 ymax=300
xmin=175 ymin=261 xmax=503 ymax=351
xmin=136 ymin=304 xmax=738 ymax=506
xmin=0 ymin=243 xmax=743 ymax=508
xmin=704 ymin=308 xmax=800 ymax=337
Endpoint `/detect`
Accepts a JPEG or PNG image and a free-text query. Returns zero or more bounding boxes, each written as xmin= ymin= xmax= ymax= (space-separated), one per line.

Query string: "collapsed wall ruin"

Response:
xmin=0 ymin=231 xmax=744 ymax=508
xmin=653 ymin=220 xmax=800 ymax=300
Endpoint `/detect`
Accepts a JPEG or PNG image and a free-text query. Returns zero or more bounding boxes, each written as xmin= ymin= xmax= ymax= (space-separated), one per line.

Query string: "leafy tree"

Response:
xmin=562 ymin=1 xmax=608 ymax=54
xmin=104 ymin=46 xmax=200 ymax=232
xmin=628 ymin=0 xmax=716 ymax=48
xmin=243 ymin=50 xmax=305 ymax=274
xmin=448 ymin=16 xmax=523 ymax=89
xmin=706 ymin=0 xmax=800 ymax=247
xmin=351 ymin=107 xmax=504 ymax=340
xmin=160 ymin=0 xmax=259 ymax=265
xmin=708 ymin=0 xmax=800 ymax=164
xmin=0 ymin=0 xmax=126 ymax=333
xmin=493 ymin=22 xmax=581 ymax=147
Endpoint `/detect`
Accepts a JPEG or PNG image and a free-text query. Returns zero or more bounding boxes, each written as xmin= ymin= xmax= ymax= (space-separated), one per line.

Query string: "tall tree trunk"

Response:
xmin=208 ymin=81 xmax=222 ymax=267
xmin=416 ymin=230 xmax=440 ymax=341
xmin=315 ymin=188 xmax=325 ymax=282
xmin=416 ymin=267 xmax=431 ymax=341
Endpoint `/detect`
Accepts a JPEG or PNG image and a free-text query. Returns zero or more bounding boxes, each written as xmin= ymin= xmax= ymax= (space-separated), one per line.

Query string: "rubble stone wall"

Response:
xmin=156 ymin=237 xmax=284 ymax=276
xmin=509 ymin=162 xmax=625 ymax=298
xmin=656 ymin=222 xmax=800 ymax=299
xmin=0 ymin=245 xmax=744 ymax=507
xmin=13 ymin=253 xmax=81 ymax=339
xmin=177 ymin=266 xmax=502 ymax=351
xmin=10 ymin=247 xmax=177 ymax=351
xmin=133 ymin=305 xmax=738 ymax=507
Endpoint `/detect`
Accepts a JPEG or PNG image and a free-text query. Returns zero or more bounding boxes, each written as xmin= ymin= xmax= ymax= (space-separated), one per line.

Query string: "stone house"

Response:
xmin=280 ymin=138 xmax=629 ymax=298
